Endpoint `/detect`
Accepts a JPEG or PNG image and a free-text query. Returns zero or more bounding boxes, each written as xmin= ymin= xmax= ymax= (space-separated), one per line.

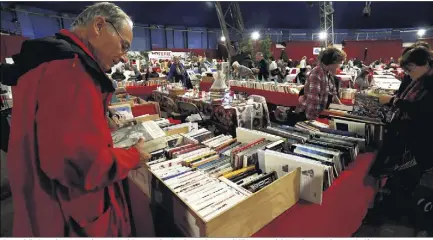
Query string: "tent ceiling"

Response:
xmin=16 ymin=1 xmax=433 ymax=29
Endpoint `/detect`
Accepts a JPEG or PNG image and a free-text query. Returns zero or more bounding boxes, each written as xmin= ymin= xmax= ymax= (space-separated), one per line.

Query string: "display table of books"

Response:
xmin=118 ymin=117 xmax=377 ymax=237
xmin=228 ymin=81 xmax=301 ymax=107
xmin=152 ymin=90 xmax=267 ymax=130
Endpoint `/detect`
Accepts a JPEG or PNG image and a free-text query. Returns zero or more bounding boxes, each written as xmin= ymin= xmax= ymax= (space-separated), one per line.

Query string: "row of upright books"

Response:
xmin=140 ymin=121 xmax=365 ymax=210
xmin=228 ymin=80 xmax=302 ymax=94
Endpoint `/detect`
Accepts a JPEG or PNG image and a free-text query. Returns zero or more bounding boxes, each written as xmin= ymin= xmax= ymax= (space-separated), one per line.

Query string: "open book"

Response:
xmin=111 ymin=121 xmax=167 ymax=152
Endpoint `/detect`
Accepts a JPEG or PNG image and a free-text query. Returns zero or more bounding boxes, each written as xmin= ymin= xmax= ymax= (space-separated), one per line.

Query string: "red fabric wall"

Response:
xmin=271 ymin=41 xmax=322 ymax=61
xmin=152 ymin=48 xmax=219 ymax=59
xmin=343 ymin=39 xmax=403 ymax=64
xmin=0 ymin=35 xmax=27 ymax=63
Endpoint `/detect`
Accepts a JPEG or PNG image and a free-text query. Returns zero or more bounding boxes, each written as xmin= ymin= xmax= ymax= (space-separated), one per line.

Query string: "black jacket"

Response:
xmin=0 ymin=32 xmax=114 ymax=93
xmin=369 ymin=71 xmax=433 ymax=178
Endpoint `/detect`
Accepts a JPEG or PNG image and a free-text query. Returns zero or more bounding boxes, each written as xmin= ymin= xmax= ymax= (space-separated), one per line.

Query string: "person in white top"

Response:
xmin=299 ymin=56 xmax=307 ymax=68
xmin=269 ymin=56 xmax=280 ymax=81
xmin=269 ymin=57 xmax=278 ymax=71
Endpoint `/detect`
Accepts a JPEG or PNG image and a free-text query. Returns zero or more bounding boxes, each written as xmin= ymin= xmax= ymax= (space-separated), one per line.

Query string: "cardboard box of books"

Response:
xmin=147 ymin=127 xmax=301 ymax=237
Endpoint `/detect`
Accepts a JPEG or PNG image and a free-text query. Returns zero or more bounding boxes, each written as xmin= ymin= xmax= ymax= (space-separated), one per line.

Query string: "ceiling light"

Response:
xmin=319 ymin=32 xmax=327 ymax=40
xmin=417 ymin=29 xmax=426 ymax=37
xmin=220 ymin=36 xmax=226 ymax=42
xmin=251 ymin=31 xmax=260 ymax=40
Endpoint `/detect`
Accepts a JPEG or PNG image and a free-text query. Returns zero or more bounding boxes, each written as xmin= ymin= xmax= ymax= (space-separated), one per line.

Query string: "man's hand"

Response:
xmin=134 ymin=138 xmax=152 ymax=164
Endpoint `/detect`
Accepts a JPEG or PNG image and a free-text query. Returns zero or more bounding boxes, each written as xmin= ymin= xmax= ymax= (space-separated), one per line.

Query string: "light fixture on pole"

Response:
xmin=251 ymin=31 xmax=260 ymax=40
xmin=220 ymin=36 xmax=226 ymax=42
xmin=417 ymin=29 xmax=426 ymax=38
xmin=318 ymin=31 xmax=327 ymax=40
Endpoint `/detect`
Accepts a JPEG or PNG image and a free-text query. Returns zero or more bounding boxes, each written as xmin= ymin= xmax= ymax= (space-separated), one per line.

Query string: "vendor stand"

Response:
xmin=127 ymin=152 xmax=376 ymax=237
xmin=120 ymin=97 xmax=378 ymax=238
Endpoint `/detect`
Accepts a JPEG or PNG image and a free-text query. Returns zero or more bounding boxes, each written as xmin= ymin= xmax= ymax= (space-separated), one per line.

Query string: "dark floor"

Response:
xmin=0 ymin=195 xmax=421 ymax=237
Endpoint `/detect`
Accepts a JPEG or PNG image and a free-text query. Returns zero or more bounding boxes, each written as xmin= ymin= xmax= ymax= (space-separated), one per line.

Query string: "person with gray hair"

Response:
xmin=3 ymin=2 xmax=151 ymax=237
xmin=232 ymin=61 xmax=255 ymax=80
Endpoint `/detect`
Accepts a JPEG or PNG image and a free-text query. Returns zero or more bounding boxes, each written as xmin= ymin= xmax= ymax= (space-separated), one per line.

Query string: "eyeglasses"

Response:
xmin=402 ymin=65 xmax=416 ymax=74
xmin=106 ymin=20 xmax=130 ymax=53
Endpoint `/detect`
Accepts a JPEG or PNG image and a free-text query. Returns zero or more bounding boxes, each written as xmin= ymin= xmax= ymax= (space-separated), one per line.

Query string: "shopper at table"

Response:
xmin=254 ymin=52 xmax=269 ymax=81
xmin=269 ymin=56 xmax=283 ymax=82
xmin=2 ymin=2 xmax=152 ymax=237
xmin=295 ymin=47 xmax=346 ymax=120
xmin=366 ymin=46 xmax=433 ymax=235
xmin=354 ymin=68 xmax=370 ymax=90
xmin=232 ymin=61 xmax=255 ymax=80
xmin=167 ymin=56 xmax=193 ymax=89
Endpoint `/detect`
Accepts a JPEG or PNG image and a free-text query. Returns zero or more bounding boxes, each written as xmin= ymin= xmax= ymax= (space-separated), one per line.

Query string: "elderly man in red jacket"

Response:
xmin=5 ymin=2 xmax=150 ymax=237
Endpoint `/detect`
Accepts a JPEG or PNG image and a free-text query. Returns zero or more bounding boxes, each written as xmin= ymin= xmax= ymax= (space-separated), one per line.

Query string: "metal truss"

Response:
xmin=319 ymin=1 xmax=334 ymax=47
xmin=214 ymin=1 xmax=245 ymax=62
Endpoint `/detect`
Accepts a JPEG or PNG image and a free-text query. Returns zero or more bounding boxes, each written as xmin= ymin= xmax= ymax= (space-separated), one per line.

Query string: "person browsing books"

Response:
xmin=2 ymin=2 xmax=151 ymax=237
xmin=295 ymin=47 xmax=346 ymax=120
xmin=365 ymin=45 xmax=433 ymax=236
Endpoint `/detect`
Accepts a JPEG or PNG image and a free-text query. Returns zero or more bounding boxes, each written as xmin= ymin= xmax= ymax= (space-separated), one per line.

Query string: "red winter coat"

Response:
xmin=6 ymin=29 xmax=140 ymax=237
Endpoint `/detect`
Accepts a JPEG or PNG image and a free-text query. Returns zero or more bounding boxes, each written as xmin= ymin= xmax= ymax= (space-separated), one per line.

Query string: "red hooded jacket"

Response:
xmin=6 ymin=30 xmax=140 ymax=237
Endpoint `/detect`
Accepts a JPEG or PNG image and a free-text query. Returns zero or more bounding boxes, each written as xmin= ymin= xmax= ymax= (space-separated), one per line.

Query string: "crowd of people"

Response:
xmin=0 ymin=1 xmax=432 ymax=237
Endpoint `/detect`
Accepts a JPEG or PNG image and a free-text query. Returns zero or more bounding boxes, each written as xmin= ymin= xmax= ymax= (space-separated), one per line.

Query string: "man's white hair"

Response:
xmin=232 ymin=61 xmax=240 ymax=68
xmin=71 ymin=2 xmax=133 ymax=32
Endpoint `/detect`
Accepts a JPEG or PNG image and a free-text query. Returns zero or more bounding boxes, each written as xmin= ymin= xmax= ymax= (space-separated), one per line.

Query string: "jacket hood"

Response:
xmin=0 ymin=33 xmax=114 ymax=92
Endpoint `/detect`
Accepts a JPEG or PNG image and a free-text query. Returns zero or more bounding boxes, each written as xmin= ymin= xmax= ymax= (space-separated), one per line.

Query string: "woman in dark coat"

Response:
xmin=365 ymin=46 xmax=433 ymax=235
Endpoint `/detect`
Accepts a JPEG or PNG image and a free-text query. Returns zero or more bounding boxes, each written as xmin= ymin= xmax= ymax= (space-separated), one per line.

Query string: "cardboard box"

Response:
xmin=150 ymin=167 xmax=300 ymax=237
xmin=148 ymin=128 xmax=301 ymax=237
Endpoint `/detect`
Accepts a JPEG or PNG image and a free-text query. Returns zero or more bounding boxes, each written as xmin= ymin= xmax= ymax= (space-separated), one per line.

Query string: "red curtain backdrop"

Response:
xmin=343 ymin=39 xmax=403 ymax=64
xmin=0 ymin=35 xmax=27 ymax=63
xmin=271 ymin=41 xmax=322 ymax=61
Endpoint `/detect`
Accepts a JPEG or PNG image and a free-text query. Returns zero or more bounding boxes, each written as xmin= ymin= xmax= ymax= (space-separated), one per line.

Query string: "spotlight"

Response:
xmin=319 ymin=32 xmax=327 ymax=40
xmin=363 ymin=2 xmax=371 ymax=17
xmin=417 ymin=29 xmax=426 ymax=38
xmin=251 ymin=31 xmax=260 ymax=40
xmin=220 ymin=36 xmax=226 ymax=42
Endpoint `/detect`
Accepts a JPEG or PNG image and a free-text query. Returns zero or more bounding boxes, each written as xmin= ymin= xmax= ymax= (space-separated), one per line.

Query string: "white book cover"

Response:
xmin=264 ymin=150 xmax=326 ymax=204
